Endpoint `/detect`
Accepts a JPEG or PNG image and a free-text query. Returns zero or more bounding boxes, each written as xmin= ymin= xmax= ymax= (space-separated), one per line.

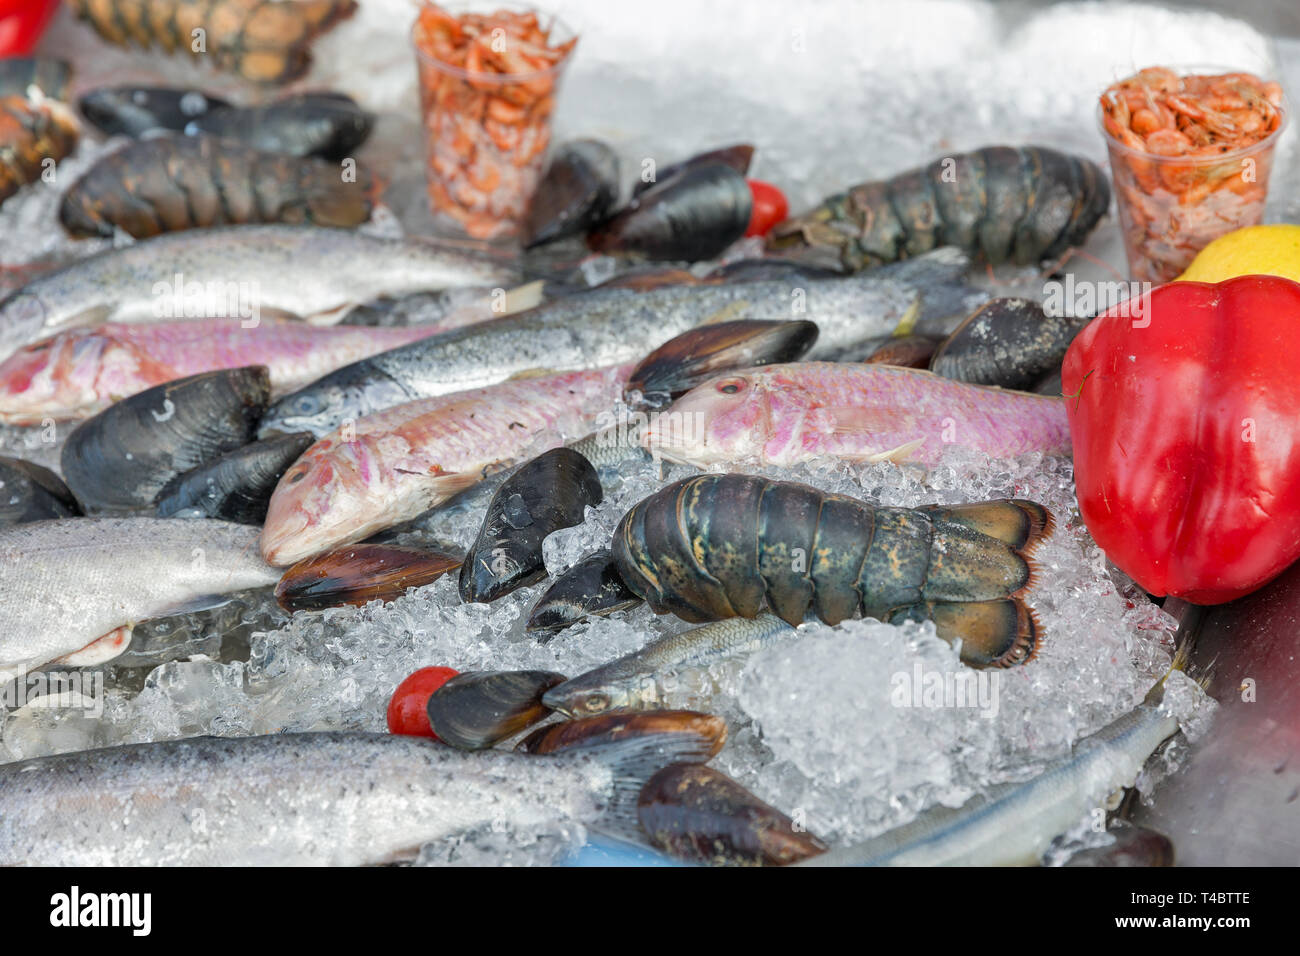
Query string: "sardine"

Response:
xmin=0 ymin=319 xmax=441 ymax=424
xmin=0 ymin=225 xmax=517 ymax=360
xmin=0 ymin=729 xmax=717 ymax=866
xmin=644 ymin=362 xmax=1070 ymax=468
xmin=544 ymin=615 xmax=799 ymax=718
xmin=799 ymin=651 xmax=1200 ymax=866
xmin=0 ymin=518 xmax=279 ymax=680
xmin=258 ymin=248 xmax=986 ymax=437
xmin=260 ymin=366 xmax=628 ymax=565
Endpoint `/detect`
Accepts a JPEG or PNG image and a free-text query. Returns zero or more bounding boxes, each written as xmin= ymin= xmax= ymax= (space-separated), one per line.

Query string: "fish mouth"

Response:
xmin=260 ymin=507 xmax=316 ymax=566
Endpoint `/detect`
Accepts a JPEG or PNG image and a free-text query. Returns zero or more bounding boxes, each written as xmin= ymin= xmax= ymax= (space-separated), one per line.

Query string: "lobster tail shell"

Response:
xmin=611 ymin=475 xmax=1054 ymax=667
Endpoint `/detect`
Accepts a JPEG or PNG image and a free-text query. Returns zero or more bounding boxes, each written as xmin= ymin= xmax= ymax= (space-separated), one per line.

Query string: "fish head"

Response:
xmin=640 ymin=371 xmax=770 ymax=465
xmin=0 ymin=332 xmax=109 ymax=424
xmin=258 ymin=372 xmax=411 ymax=439
xmin=261 ymin=432 xmax=391 ymax=566
xmin=542 ymin=678 xmax=642 ymax=719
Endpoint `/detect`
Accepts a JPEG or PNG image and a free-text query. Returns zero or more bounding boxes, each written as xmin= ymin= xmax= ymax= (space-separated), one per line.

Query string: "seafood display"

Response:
xmin=0 ymin=0 xmax=1276 ymax=877
xmin=413 ymin=4 xmax=577 ymax=238
xmin=59 ymin=135 xmax=375 ymax=238
xmin=769 ymin=146 xmax=1110 ymax=272
xmin=612 ymin=476 xmax=1050 ymax=667
xmin=645 ymin=362 xmax=1070 ymax=468
xmin=0 ymin=225 xmax=516 ymax=359
xmin=66 ymin=0 xmax=358 ymax=85
xmin=0 ymin=318 xmax=440 ymax=423
xmin=1100 ymin=68 xmax=1285 ymax=281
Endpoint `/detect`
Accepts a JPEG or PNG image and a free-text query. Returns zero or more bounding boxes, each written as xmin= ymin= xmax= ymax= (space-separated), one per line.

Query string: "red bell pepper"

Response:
xmin=0 ymin=0 xmax=60 ymax=57
xmin=1062 ymin=275 xmax=1300 ymax=604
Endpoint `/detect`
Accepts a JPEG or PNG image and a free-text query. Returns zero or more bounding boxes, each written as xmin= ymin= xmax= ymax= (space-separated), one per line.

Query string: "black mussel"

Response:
xmin=275 ymin=543 xmax=463 ymax=611
xmin=1063 ymin=823 xmax=1175 ymax=867
xmin=637 ymin=764 xmax=829 ymax=866
xmin=426 ymin=670 xmax=567 ymax=751
xmin=929 ymin=297 xmax=1087 ymax=390
xmin=524 ymin=139 xmax=619 ymax=248
xmin=0 ymin=58 xmax=72 ymax=101
xmin=858 ymin=333 xmax=941 ymax=369
xmin=526 ymin=549 xmax=642 ymax=637
xmin=190 ymin=92 xmax=374 ymax=160
xmin=589 ymin=163 xmax=752 ymax=262
xmin=517 ymin=710 xmax=728 ymax=756
xmin=632 ymin=144 xmax=754 ymax=198
xmin=78 ymin=86 xmax=231 ymax=138
xmin=61 ymin=367 xmax=271 ymax=515
xmin=459 ymin=448 xmax=602 ymax=604
xmin=0 ymin=456 xmax=80 ymax=525
xmin=155 ymin=431 xmax=315 ymax=523
xmin=624 ymin=319 xmax=819 ymax=410
xmin=1034 ymin=368 xmax=1063 ymax=396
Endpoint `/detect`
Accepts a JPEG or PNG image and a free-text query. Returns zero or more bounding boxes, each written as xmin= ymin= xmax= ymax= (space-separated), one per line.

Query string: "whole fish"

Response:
xmin=0 ymin=225 xmax=516 ymax=360
xmin=799 ymin=650 xmax=1201 ymax=866
xmin=0 ymin=729 xmax=717 ymax=866
xmin=258 ymin=248 xmax=987 ymax=437
xmin=0 ymin=319 xmax=442 ymax=424
xmin=0 ymin=518 xmax=279 ymax=680
xmin=260 ymin=365 xmax=629 ymax=565
xmin=544 ymin=615 xmax=799 ymax=718
xmin=644 ymin=362 xmax=1070 ymax=468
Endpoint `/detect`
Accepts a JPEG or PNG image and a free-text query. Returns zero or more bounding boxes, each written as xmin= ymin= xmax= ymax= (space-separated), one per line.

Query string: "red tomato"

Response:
xmin=386 ymin=666 xmax=459 ymax=738
xmin=744 ymin=179 xmax=788 ymax=237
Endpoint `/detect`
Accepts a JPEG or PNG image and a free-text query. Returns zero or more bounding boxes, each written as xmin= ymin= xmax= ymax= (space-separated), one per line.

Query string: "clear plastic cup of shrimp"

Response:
xmin=1098 ymin=66 xmax=1286 ymax=283
xmin=412 ymin=2 xmax=577 ymax=242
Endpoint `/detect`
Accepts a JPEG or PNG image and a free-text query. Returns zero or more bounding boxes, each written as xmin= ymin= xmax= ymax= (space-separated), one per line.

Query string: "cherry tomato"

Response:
xmin=744 ymin=179 xmax=789 ymax=238
xmin=386 ymin=666 xmax=459 ymax=738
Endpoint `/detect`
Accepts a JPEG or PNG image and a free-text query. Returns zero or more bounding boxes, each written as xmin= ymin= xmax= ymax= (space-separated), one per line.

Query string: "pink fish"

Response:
xmin=0 ymin=319 xmax=442 ymax=424
xmin=642 ymin=362 xmax=1070 ymax=468
xmin=260 ymin=365 xmax=630 ymax=566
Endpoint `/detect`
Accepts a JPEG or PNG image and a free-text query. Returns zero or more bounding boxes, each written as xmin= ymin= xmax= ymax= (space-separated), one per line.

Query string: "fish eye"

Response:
xmin=581 ymin=694 xmax=609 ymax=714
xmin=716 ymin=378 xmax=746 ymax=395
xmin=291 ymin=395 xmax=320 ymax=416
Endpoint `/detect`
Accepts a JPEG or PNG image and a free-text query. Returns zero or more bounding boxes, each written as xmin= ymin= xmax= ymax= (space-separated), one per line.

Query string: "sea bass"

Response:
xmin=0 ymin=319 xmax=442 ymax=424
xmin=800 ymin=651 xmax=1206 ymax=866
xmin=0 ymin=225 xmax=515 ymax=360
xmin=260 ymin=365 xmax=630 ymax=565
xmin=258 ymin=248 xmax=987 ymax=437
xmin=0 ymin=518 xmax=279 ymax=680
xmin=644 ymin=362 xmax=1070 ymax=468
xmin=0 ymin=729 xmax=716 ymax=866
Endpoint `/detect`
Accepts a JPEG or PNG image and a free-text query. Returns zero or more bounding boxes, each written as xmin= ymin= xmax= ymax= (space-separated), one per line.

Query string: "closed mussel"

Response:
xmin=425 ymin=670 xmax=567 ymax=751
xmin=155 ymin=431 xmax=315 ymax=524
xmin=929 ymin=297 xmax=1087 ymax=390
xmin=275 ymin=543 xmax=463 ymax=612
xmin=526 ymin=549 xmax=642 ymax=638
xmin=524 ymin=139 xmax=620 ymax=248
xmin=0 ymin=456 xmax=80 ymax=525
xmin=517 ymin=710 xmax=728 ymax=756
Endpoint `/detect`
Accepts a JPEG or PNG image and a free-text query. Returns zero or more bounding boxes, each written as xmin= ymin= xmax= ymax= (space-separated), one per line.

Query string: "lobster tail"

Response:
xmin=611 ymin=475 xmax=1055 ymax=667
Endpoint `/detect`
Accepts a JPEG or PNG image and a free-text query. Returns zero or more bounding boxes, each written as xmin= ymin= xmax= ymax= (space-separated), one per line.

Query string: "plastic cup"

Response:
xmin=412 ymin=2 xmax=576 ymax=242
xmin=1099 ymin=69 xmax=1286 ymax=283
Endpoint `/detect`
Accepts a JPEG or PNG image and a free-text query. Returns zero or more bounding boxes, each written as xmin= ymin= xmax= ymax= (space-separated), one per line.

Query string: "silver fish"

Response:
xmin=259 ymin=248 xmax=986 ymax=437
xmin=544 ymin=615 xmax=799 ymax=717
xmin=0 ymin=517 xmax=279 ymax=680
xmin=0 ymin=729 xmax=716 ymax=865
xmin=0 ymin=225 xmax=516 ymax=360
xmin=799 ymin=648 xmax=1203 ymax=866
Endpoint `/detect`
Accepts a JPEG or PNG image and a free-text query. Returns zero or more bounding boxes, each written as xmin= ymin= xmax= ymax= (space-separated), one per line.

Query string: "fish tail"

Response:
xmin=1143 ymin=604 xmax=1207 ymax=705
xmin=582 ymin=728 xmax=721 ymax=845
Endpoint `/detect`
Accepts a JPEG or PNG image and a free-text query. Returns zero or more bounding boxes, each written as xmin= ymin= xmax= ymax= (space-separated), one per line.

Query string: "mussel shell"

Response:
xmin=632 ymin=144 xmax=754 ymax=198
xmin=517 ymin=710 xmax=728 ymax=756
xmin=0 ymin=456 xmax=80 ymax=525
xmin=155 ymin=431 xmax=314 ymax=523
xmin=637 ymin=764 xmax=829 ymax=866
xmin=78 ymin=86 xmax=230 ymax=138
xmin=526 ymin=549 xmax=642 ymax=637
xmin=61 ymin=367 xmax=271 ymax=515
xmin=1033 ymin=368 xmax=1063 ymax=396
xmin=190 ymin=92 xmax=375 ymax=160
xmin=858 ymin=334 xmax=941 ymax=369
xmin=459 ymin=448 xmax=603 ymax=604
xmin=1063 ymin=823 xmax=1175 ymax=867
xmin=524 ymin=139 xmax=620 ymax=248
xmin=929 ymin=297 xmax=1086 ymax=390
xmin=275 ymin=543 xmax=462 ymax=611
xmin=425 ymin=670 xmax=567 ymax=751
xmin=589 ymin=163 xmax=753 ymax=262
xmin=624 ymin=319 xmax=819 ymax=410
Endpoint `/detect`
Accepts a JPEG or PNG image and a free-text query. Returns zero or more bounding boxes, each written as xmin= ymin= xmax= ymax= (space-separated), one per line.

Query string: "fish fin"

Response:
xmin=890 ymin=298 xmax=922 ymax=337
xmin=698 ymin=300 xmax=753 ymax=326
xmin=584 ymin=730 xmax=720 ymax=845
xmin=502 ymin=279 xmax=546 ymax=313
xmin=295 ymin=303 xmax=350 ymax=326
xmin=64 ymin=303 xmax=116 ymax=330
xmin=52 ymin=624 xmax=134 ymax=667
xmin=155 ymin=593 xmax=235 ymax=617
xmin=864 ymin=438 xmax=926 ymax=463
xmin=601 ymin=269 xmax=699 ymax=291
xmin=506 ymin=367 xmax=563 ymax=381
